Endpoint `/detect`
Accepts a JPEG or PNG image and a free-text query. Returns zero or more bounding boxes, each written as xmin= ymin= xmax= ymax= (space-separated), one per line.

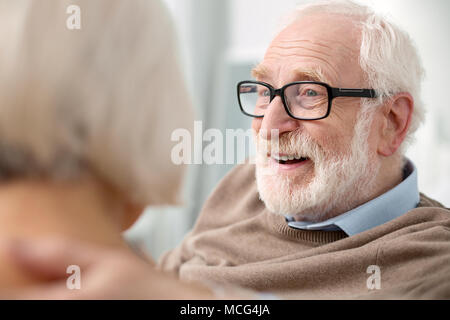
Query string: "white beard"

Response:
xmin=255 ymin=108 xmax=380 ymax=222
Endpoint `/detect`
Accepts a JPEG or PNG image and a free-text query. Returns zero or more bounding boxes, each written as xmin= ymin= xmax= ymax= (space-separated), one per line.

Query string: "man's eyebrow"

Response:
xmin=290 ymin=68 xmax=329 ymax=83
xmin=251 ymin=64 xmax=270 ymax=79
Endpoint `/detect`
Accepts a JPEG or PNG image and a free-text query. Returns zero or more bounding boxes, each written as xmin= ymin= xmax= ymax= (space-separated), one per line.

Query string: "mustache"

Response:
xmin=255 ymin=129 xmax=323 ymax=161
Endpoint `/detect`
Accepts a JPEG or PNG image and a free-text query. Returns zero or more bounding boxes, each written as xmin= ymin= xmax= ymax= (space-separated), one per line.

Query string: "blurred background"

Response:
xmin=125 ymin=0 xmax=450 ymax=259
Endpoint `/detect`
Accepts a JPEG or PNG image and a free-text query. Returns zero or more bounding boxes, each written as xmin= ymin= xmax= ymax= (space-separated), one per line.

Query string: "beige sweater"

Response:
xmin=159 ymin=163 xmax=450 ymax=299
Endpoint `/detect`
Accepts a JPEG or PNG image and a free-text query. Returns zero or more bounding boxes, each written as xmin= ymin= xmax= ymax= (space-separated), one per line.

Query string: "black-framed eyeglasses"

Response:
xmin=237 ymin=80 xmax=377 ymax=121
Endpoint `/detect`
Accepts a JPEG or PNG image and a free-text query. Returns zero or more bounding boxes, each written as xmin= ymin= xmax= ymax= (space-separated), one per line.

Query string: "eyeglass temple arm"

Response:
xmin=331 ymin=88 xmax=377 ymax=98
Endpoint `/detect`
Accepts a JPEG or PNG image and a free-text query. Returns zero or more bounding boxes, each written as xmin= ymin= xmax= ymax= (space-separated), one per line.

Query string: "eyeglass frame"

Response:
xmin=237 ymin=80 xmax=377 ymax=121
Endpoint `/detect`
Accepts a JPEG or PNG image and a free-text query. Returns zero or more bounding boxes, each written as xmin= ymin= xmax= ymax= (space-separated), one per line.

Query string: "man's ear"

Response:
xmin=377 ymin=93 xmax=414 ymax=156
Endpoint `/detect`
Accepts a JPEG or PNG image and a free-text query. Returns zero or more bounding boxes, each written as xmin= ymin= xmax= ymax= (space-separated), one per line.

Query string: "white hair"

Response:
xmin=283 ymin=0 xmax=425 ymax=153
xmin=0 ymin=0 xmax=193 ymax=205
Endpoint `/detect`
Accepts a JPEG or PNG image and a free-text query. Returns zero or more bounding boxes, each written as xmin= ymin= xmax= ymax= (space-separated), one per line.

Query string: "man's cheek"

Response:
xmin=315 ymin=131 xmax=349 ymax=156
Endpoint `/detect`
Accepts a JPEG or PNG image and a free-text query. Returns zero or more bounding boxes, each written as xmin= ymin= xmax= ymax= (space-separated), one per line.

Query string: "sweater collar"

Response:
xmin=285 ymin=158 xmax=420 ymax=236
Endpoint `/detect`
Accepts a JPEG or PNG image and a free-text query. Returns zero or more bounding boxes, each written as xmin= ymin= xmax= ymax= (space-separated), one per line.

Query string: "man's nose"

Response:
xmin=260 ymin=96 xmax=299 ymax=139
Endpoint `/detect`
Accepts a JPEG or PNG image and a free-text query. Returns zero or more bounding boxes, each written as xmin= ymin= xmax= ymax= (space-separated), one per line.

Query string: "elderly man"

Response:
xmin=157 ymin=1 xmax=450 ymax=299
xmin=3 ymin=0 xmax=450 ymax=299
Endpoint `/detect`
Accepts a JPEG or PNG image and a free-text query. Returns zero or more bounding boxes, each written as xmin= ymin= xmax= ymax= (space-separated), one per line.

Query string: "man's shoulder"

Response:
xmin=418 ymin=193 xmax=448 ymax=210
xmin=192 ymin=162 xmax=263 ymax=231
xmin=208 ymin=162 xmax=256 ymax=198
xmin=382 ymin=192 xmax=450 ymax=240
xmin=402 ymin=193 xmax=450 ymax=225
xmin=223 ymin=161 xmax=256 ymax=181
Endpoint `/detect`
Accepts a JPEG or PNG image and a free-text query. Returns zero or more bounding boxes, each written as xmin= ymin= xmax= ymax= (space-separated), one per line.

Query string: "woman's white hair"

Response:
xmin=0 ymin=0 xmax=193 ymax=205
xmin=284 ymin=0 xmax=425 ymax=152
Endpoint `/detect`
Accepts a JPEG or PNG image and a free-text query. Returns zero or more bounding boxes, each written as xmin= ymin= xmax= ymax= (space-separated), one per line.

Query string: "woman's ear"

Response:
xmin=377 ymin=93 xmax=414 ymax=156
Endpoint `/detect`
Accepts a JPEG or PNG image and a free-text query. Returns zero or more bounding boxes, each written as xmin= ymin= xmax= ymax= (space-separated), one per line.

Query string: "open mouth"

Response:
xmin=270 ymin=154 xmax=310 ymax=165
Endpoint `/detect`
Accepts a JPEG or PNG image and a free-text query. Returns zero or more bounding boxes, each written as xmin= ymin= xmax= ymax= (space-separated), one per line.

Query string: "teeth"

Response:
xmin=271 ymin=154 xmax=281 ymax=161
xmin=271 ymin=154 xmax=310 ymax=162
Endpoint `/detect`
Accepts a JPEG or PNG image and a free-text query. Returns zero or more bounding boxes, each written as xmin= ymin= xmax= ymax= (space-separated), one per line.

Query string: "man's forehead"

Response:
xmin=251 ymin=64 xmax=329 ymax=83
xmin=253 ymin=13 xmax=363 ymax=86
xmin=272 ymin=16 xmax=360 ymax=60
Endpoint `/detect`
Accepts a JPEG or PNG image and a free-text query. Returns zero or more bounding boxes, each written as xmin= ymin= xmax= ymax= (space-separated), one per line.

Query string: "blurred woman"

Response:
xmin=0 ymin=0 xmax=192 ymax=287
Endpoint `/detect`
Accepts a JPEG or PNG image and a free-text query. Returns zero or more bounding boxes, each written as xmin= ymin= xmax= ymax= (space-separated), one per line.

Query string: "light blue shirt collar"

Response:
xmin=285 ymin=158 xmax=420 ymax=236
